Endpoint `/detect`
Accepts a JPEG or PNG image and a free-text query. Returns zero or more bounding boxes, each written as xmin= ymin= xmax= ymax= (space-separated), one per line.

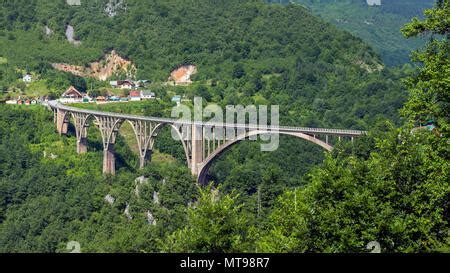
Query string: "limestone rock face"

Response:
xmin=66 ymin=25 xmax=81 ymax=46
xmin=124 ymin=203 xmax=132 ymax=220
xmin=153 ymin=191 xmax=160 ymax=205
xmin=105 ymin=0 xmax=126 ymax=17
xmin=52 ymin=50 xmax=136 ymax=81
xmin=134 ymin=176 xmax=149 ymax=197
xmin=146 ymin=211 xmax=156 ymax=226
xmin=168 ymin=65 xmax=197 ymax=85
xmin=104 ymin=195 xmax=115 ymax=205
xmin=44 ymin=26 xmax=53 ymax=37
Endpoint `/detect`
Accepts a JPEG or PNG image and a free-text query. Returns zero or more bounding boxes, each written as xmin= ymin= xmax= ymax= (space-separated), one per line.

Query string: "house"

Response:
xmin=22 ymin=74 xmax=32 ymax=83
xmin=5 ymin=100 xmax=17 ymax=105
xmin=31 ymin=100 xmax=37 ymax=105
xmin=116 ymin=80 xmax=135 ymax=89
xmin=60 ymin=86 xmax=85 ymax=103
xmin=141 ymin=90 xmax=155 ymax=100
xmin=129 ymin=90 xmax=141 ymax=101
xmin=25 ymin=99 xmax=31 ymax=106
xmin=110 ymin=81 xmax=118 ymax=88
xmin=96 ymin=96 xmax=107 ymax=104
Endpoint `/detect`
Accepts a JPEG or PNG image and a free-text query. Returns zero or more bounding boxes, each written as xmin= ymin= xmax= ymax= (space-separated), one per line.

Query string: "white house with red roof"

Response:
xmin=60 ymin=86 xmax=86 ymax=103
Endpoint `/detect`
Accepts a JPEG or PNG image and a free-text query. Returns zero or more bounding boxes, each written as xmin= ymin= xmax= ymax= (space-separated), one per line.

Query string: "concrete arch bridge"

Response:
xmin=47 ymin=101 xmax=366 ymax=184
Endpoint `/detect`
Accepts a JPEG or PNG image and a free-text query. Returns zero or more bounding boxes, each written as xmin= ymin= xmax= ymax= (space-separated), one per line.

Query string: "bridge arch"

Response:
xmin=197 ymin=130 xmax=333 ymax=185
xmin=151 ymin=122 xmax=191 ymax=168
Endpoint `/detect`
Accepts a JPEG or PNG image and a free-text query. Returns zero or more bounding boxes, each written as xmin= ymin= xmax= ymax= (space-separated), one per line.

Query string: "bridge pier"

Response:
xmin=56 ymin=109 xmax=68 ymax=135
xmin=71 ymin=112 xmax=91 ymax=155
xmin=77 ymin=137 xmax=88 ymax=154
xmin=191 ymin=124 xmax=203 ymax=177
xmin=96 ymin=116 xmax=123 ymax=175
xmin=139 ymin=150 xmax=152 ymax=169
xmin=103 ymin=144 xmax=116 ymax=175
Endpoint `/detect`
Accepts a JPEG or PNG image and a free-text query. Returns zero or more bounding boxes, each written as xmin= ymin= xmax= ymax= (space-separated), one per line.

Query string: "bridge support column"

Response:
xmin=128 ymin=120 xmax=158 ymax=170
xmin=139 ymin=150 xmax=152 ymax=169
xmin=103 ymin=144 xmax=116 ymax=175
xmin=53 ymin=109 xmax=57 ymax=124
xmin=56 ymin=109 xmax=68 ymax=135
xmin=77 ymin=137 xmax=88 ymax=154
xmin=97 ymin=116 xmax=123 ymax=176
xmin=191 ymin=124 xmax=203 ymax=177
xmin=72 ymin=112 xmax=91 ymax=155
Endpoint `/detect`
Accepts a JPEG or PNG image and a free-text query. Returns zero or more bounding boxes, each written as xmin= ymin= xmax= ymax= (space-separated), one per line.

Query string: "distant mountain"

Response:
xmin=267 ymin=0 xmax=434 ymax=66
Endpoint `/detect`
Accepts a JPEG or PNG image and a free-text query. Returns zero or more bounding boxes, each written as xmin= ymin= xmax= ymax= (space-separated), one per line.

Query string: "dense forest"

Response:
xmin=0 ymin=0 xmax=409 ymax=199
xmin=0 ymin=0 xmax=449 ymax=253
xmin=267 ymin=0 xmax=434 ymax=66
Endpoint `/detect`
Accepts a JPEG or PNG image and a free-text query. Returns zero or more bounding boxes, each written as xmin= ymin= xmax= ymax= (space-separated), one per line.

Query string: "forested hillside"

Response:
xmin=268 ymin=0 xmax=434 ymax=66
xmin=0 ymin=0 xmax=408 ymax=197
xmin=0 ymin=0 xmax=448 ymax=253
xmin=1 ymin=0 xmax=406 ymax=130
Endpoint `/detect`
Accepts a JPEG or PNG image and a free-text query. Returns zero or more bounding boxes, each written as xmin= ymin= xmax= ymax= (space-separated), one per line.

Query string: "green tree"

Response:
xmin=401 ymin=0 xmax=450 ymax=139
xmin=163 ymin=185 xmax=253 ymax=253
xmin=259 ymin=125 xmax=450 ymax=252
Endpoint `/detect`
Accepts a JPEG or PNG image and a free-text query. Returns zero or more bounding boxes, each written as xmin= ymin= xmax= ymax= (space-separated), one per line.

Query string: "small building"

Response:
xmin=129 ymin=90 xmax=141 ymax=101
xmin=60 ymin=86 xmax=85 ymax=103
xmin=109 ymin=81 xmax=118 ymax=88
xmin=116 ymin=80 xmax=135 ymax=89
xmin=141 ymin=90 xmax=155 ymax=100
xmin=96 ymin=96 xmax=106 ymax=103
xmin=22 ymin=74 xmax=32 ymax=83
xmin=5 ymin=100 xmax=17 ymax=105
xmin=30 ymin=100 xmax=37 ymax=105
xmin=25 ymin=99 xmax=31 ymax=106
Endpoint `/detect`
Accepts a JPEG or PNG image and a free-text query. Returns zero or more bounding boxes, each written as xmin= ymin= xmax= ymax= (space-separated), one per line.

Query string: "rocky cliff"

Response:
xmin=52 ymin=50 xmax=136 ymax=81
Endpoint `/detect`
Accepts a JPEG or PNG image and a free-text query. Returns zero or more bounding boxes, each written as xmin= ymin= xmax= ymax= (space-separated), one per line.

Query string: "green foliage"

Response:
xmin=401 ymin=0 xmax=450 ymax=142
xmin=0 ymin=105 xmax=196 ymax=253
xmin=256 ymin=1 xmax=450 ymax=253
xmin=163 ymin=185 xmax=254 ymax=253
xmin=259 ymin=124 xmax=450 ymax=252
